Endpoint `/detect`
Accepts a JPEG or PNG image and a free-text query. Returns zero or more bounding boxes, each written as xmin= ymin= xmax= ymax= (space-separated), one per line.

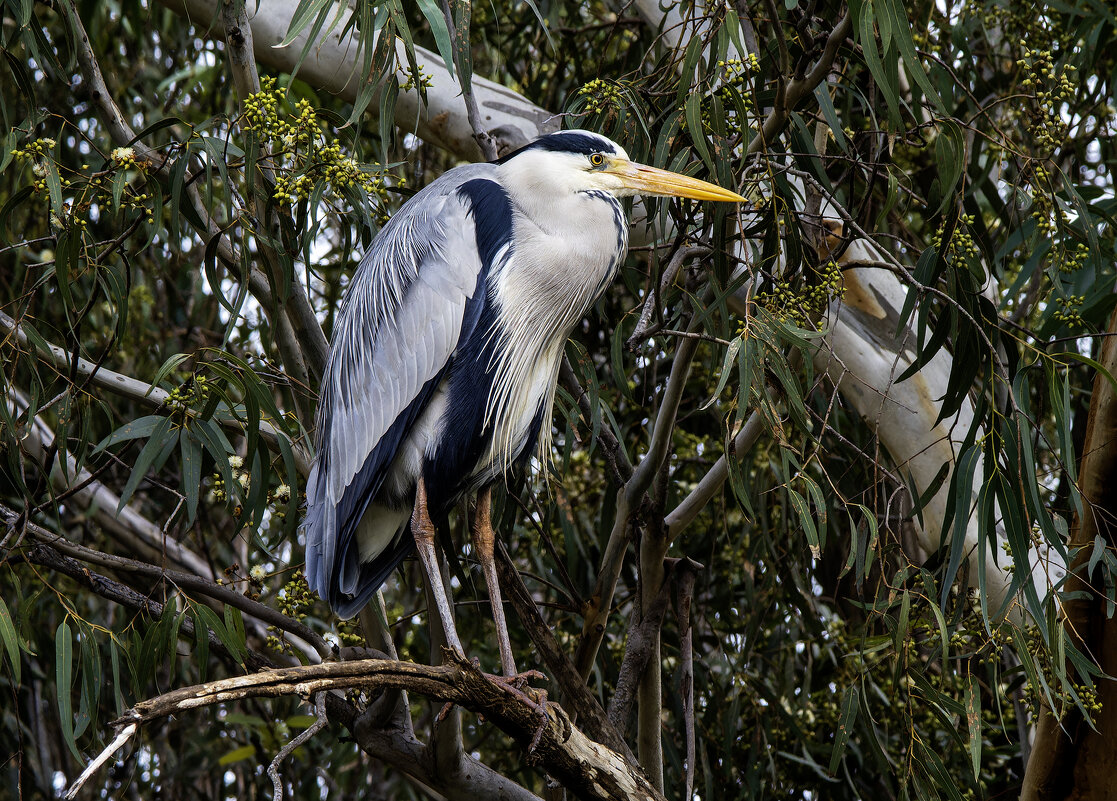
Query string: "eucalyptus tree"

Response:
xmin=1 ymin=1 xmax=1114 ymax=799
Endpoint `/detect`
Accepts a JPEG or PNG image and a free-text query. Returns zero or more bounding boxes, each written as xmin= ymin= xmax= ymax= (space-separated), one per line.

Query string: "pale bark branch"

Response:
xmin=158 ymin=0 xmax=557 ymax=161
xmin=664 ymin=409 xmax=765 ymax=535
xmin=62 ymin=0 xmax=328 ymax=416
xmin=606 ymin=564 xmax=673 ymax=733
xmin=76 ymin=654 xmax=667 ymax=801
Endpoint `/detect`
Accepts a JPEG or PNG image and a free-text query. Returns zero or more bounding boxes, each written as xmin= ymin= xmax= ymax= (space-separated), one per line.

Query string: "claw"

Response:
xmin=485 ymin=670 xmax=550 ymax=752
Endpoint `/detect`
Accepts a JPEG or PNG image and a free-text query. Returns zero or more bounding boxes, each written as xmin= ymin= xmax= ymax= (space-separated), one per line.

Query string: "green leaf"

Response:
xmin=701 ymin=337 xmax=742 ymax=410
xmin=877 ymin=0 xmax=944 ymax=112
xmin=939 ymin=444 xmax=982 ymax=609
xmin=180 ymin=431 xmax=202 ymax=523
xmin=193 ymin=608 xmax=210 ymax=683
xmin=0 ymin=597 xmax=22 ymax=683
xmin=111 ymin=167 xmax=128 ymax=210
xmin=94 ymin=415 xmax=164 ymax=453
xmin=415 ymin=0 xmax=455 ymax=79
xmin=278 ymin=0 xmax=333 ymax=48
xmin=150 ymin=353 xmax=192 ymax=393
xmin=787 ymin=488 xmax=819 ymax=559
xmin=829 ymin=685 xmax=859 ymax=774
xmin=117 ymin=415 xmax=179 ymax=511
xmin=894 ymin=590 xmax=911 ymax=654
xmin=684 ymin=92 xmax=713 ymax=171
xmin=191 ymin=602 xmax=244 ymax=666
xmin=965 ymin=673 xmax=981 ymax=780
xmin=854 ymin=0 xmax=901 ymax=126
xmin=55 ymin=621 xmax=81 ymax=760
xmin=223 ymin=605 xmax=248 ymax=667
xmin=218 ymin=744 xmax=257 ymax=766
xmin=932 ymin=119 xmax=965 ymax=214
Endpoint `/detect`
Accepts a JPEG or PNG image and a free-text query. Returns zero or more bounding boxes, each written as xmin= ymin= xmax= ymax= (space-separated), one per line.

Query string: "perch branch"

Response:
xmin=72 ymin=654 xmax=668 ymax=801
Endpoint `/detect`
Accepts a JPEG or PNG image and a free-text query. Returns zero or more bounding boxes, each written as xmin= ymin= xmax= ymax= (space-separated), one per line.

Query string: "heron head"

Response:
xmin=496 ymin=129 xmax=744 ymax=203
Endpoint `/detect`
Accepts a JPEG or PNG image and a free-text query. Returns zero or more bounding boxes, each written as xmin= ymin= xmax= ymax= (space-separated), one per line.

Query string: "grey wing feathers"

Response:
xmin=304 ymin=166 xmax=493 ymax=613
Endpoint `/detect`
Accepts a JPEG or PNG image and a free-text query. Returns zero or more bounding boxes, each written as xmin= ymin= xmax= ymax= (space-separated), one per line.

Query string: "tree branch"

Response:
xmin=7 ymin=388 xmax=216 ymax=579
xmin=2 ymin=504 xmax=332 ymax=660
xmin=77 ymin=655 xmax=668 ymax=801
xmin=158 ymin=0 xmax=556 ymax=161
xmin=0 ymin=311 xmax=310 ymax=475
xmin=606 ymin=562 xmax=675 ymax=733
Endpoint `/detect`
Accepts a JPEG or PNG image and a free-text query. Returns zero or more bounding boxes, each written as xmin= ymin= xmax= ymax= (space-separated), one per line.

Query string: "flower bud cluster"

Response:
xmin=931 ymin=213 xmax=980 ymax=261
xmin=577 ymin=78 xmax=625 ymax=114
xmin=241 ymin=76 xmax=393 ymax=209
xmin=400 ymin=66 xmax=433 ymax=93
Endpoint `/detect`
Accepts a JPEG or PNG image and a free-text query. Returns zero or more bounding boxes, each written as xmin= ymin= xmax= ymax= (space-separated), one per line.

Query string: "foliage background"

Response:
xmin=1 ymin=0 xmax=1115 ymax=799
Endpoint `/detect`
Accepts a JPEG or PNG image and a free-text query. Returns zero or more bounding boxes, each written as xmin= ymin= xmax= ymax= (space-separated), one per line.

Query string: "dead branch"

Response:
xmin=73 ymin=654 xmax=666 ymax=801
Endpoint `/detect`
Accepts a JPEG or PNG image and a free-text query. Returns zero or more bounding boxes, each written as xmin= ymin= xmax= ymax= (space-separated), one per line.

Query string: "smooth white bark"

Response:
xmin=817 ymin=240 xmax=1066 ymax=616
xmin=158 ymin=0 xmax=557 ymax=160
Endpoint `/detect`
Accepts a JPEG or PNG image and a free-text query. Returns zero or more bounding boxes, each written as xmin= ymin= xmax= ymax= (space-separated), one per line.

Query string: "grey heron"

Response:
xmin=303 ymin=130 xmax=742 ymax=677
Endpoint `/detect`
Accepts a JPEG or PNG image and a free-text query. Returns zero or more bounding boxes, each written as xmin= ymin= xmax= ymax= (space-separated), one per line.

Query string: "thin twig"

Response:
xmin=0 ymin=311 xmax=310 ymax=474
xmin=268 ymin=692 xmax=328 ymax=801
xmin=439 ymin=0 xmax=498 ymax=161
xmin=628 ymin=245 xmax=710 ymax=347
xmin=2 ymin=504 xmax=332 ymax=659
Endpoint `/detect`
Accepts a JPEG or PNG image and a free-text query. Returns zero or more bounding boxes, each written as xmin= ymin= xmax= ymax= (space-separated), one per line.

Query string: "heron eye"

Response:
xmin=589 ymin=153 xmax=605 ymax=167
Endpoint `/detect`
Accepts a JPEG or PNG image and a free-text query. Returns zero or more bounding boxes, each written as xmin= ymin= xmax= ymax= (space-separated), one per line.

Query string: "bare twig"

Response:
xmin=573 ymin=488 xmax=632 ymax=679
xmin=559 ymin=357 xmax=634 ymax=485
xmin=439 ymin=0 xmax=499 ymax=161
xmin=7 ymin=389 xmax=216 ymax=579
xmin=268 ymin=692 xmax=328 ymax=801
xmin=748 ymin=13 xmax=852 ymax=157
xmin=627 ymin=334 xmax=701 ymax=503
xmin=628 ymin=245 xmax=710 ymax=347
xmin=2 ymin=505 xmax=332 ymax=659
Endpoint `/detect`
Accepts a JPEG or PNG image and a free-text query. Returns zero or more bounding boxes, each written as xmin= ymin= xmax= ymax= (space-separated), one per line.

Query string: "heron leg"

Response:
xmin=472 ymin=486 xmax=518 ymax=678
xmin=472 ymin=487 xmax=549 ymax=748
xmin=411 ymin=476 xmax=465 ymax=658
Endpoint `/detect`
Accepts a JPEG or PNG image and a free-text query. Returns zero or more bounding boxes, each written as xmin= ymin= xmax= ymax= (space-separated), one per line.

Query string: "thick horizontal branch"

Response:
xmin=101 ymin=654 xmax=666 ymax=801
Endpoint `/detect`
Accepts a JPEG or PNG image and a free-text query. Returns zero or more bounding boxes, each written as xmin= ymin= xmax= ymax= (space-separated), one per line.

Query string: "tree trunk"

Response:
xmin=1021 ymin=303 xmax=1117 ymax=800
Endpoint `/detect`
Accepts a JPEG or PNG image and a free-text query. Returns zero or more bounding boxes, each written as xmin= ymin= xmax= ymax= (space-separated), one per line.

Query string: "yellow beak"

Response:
xmin=605 ymin=158 xmax=745 ymax=203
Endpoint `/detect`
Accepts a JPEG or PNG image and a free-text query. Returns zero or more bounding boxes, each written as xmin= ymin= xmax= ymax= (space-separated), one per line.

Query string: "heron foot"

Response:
xmin=484 ymin=671 xmax=550 ymax=752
